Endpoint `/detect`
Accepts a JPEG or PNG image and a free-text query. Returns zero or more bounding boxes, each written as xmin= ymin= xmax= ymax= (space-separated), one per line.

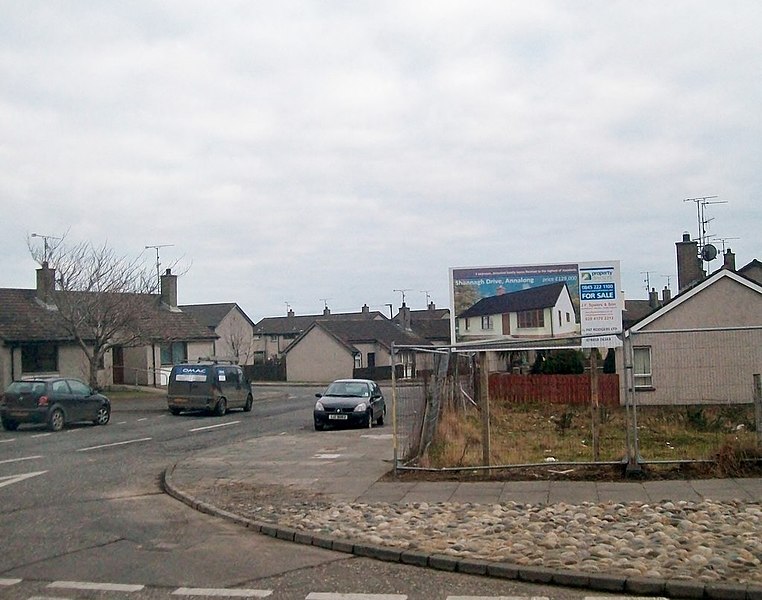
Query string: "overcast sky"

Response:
xmin=2 ymin=2 xmax=760 ymax=322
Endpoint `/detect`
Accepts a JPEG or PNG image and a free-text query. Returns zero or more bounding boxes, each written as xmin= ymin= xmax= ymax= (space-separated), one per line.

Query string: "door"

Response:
xmin=66 ymin=379 xmax=99 ymax=421
xmin=112 ymin=346 xmax=125 ymax=385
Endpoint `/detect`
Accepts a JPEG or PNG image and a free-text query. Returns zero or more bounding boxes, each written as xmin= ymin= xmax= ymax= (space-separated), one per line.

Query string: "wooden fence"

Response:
xmin=489 ymin=372 xmax=620 ymax=407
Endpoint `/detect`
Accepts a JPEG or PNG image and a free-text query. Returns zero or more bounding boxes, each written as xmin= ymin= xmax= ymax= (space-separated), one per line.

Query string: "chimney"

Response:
xmin=361 ymin=303 xmax=370 ymax=315
xmin=36 ymin=262 xmax=56 ymax=305
xmin=662 ymin=286 xmax=672 ymax=304
xmin=323 ymin=305 xmax=331 ymax=316
xmin=676 ymin=232 xmax=705 ymax=291
xmin=160 ymin=268 xmax=178 ymax=309
xmin=648 ymin=288 xmax=660 ymax=309
xmin=723 ymin=248 xmax=736 ymax=271
xmin=399 ymin=302 xmax=411 ymax=330
xmin=287 ymin=308 xmax=294 ymax=317
xmin=428 ymin=301 xmax=436 ymax=311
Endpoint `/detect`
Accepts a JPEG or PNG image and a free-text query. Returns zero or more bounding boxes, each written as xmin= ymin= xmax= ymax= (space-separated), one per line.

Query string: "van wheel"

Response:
xmin=169 ymin=407 xmax=182 ymax=415
xmin=1 ymin=418 xmax=18 ymax=431
xmin=243 ymin=394 xmax=253 ymax=412
xmin=213 ymin=398 xmax=227 ymax=417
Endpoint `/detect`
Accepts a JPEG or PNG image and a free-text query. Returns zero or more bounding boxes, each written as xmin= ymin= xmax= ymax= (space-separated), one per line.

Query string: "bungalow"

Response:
xmin=456 ymin=282 xmax=578 ymax=342
xmin=252 ymin=304 xmax=387 ymax=362
xmin=179 ymin=302 xmax=256 ymax=365
xmin=394 ymin=302 xmax=452 ymax=345
xmin=0 ymin=265 xmax=217 ymax=389
xmin=283 ymin=319 xmax=430 ymax=382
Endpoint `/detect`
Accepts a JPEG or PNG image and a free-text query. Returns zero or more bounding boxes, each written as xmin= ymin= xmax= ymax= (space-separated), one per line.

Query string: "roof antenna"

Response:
xmin=145 ymin=244 xmax=174 ymax=288
xmin=393 ymin=288 xmax=411 ymax=305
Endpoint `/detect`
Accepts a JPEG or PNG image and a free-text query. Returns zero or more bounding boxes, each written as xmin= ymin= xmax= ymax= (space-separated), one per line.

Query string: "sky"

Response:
xmin=1 ymin=1 xmax=760 ymax=323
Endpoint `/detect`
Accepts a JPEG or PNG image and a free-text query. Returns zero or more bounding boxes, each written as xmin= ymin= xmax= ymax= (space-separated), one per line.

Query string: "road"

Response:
xmin=0 ymin=385 xmax=633 ymax=599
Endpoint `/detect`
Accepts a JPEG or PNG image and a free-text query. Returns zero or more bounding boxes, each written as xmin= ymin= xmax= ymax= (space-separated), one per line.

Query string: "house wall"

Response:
xmin=214 ymin=310 xmax=255 ymax=365
xmin=354 ymin=342 xmax=392 ymax=367
xmin=286 ymin=328 xmax=354 ymax=382
xmin=0 ymin=345 xmax=11 ymax=390
xmin=622 ymin=276 xmax=762 ymax=405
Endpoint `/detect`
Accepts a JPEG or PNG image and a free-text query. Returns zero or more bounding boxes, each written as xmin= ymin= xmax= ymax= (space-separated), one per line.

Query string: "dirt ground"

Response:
xmin=383 ymin=461 xmax=762 ymax=483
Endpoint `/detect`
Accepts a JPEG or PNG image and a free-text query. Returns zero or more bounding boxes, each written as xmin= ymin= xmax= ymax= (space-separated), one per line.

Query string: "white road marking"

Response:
xmin=0 ymin=438 xmax=16 ymax=443
xmin=447 ymin=597 xmax=550 ymax=600
xmin=117 ymin=421 xmax=127 ymax=424
xmin=28 ymin=596 xmax=72 ymax=600
xmin=0 ymin=455 xmax=42 ymax=465
xmin=138 ymin=418 xmax=148 ymax=422
xmin=581 ymin=598 xmax=669 ymax=600
xmin=314 ymin=453 xmax=341 ymax=459
xmin=172 ymin=587 xmax=272 ymax=597
xmin=189 ymin=421 xmax=240 ymax=432
xmin=361 ymin=434 xmax=393 ymax=440
xmin=0 ymin=578 xmax=22 ymax=585
xmin=76 ymin=437 xmax=152 ymax=452
xmin=48 ymin=580 xmax=144 ymax=592
xmin=0 ymin=471 xmax=47 ymax=489
xmin=31 ymin=432 xmax=52 ymax=438
xmin=307 ymin=595 xmax=407 ymax=600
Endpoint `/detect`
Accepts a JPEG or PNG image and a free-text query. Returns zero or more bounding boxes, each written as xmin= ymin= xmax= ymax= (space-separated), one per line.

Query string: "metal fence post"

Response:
xmin=479 ymin=351 xmax=491 ymax=466
xmin=391 ymin=343 xmax=398 ymax=475
xmin=754 ymin=373 xmax=762 ymax=446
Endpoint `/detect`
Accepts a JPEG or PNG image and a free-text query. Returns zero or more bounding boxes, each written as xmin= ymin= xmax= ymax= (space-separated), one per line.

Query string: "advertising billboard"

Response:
xmin=449 ymin=261 xmax=622 ymax=348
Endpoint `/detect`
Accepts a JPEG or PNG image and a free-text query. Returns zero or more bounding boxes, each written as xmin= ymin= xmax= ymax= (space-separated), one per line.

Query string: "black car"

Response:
xmin=314 ymin=378 xmax=386 ymax=431
xmin=0 ymin=377 xmax=111 ymax=432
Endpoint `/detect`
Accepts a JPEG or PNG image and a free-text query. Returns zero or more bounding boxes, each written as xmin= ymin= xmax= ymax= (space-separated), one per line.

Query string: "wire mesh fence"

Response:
xmin=392 ymin=329 xmax=762 ymax=475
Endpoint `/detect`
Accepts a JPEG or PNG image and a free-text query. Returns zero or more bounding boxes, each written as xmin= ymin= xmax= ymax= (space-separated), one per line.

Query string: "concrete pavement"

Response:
xmin=164 ymin=427 xmax=762 ymax=599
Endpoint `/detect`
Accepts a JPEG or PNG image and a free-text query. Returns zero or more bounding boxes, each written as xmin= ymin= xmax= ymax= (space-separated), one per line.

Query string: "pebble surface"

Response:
xmin=217 ymin=492 xmax=762 ymax=586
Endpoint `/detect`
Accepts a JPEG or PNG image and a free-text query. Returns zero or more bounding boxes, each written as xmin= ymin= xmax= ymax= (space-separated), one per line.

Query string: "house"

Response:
xmin=252 ymin=304 xmax=387 ymax=362
xmin=394 ymin=302 xmax=451 ymax=345
xmin=738 ymin=258 xmax=762 ymax=285
xmin=456 ymin=282 xmax=578 ymax=341
xmin=0 ymin=265 xmax=217 ymax=390
xmin=179 ymin=303 xmax=256 ymax=365
xmin=624 ymin=268 xmax=762 ymax=405
xmin=283 ymin=319 xmax=430 ymax=382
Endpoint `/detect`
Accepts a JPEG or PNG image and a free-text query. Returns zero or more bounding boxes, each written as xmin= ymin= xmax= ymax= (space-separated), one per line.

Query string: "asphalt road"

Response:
xmin=0 ymin=385 xmax=618 ymax=600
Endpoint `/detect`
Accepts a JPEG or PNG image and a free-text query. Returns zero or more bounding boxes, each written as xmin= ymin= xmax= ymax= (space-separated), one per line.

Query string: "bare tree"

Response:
xmin=28 ymin=236 xmax=159 ymax=388
xmin=223 ymin=326 xmax=255 ymax=365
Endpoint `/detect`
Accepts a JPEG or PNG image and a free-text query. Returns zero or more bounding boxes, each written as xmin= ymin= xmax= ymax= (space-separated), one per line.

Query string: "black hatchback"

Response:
xmin=0 ymin=377 xmax=111 ymax=432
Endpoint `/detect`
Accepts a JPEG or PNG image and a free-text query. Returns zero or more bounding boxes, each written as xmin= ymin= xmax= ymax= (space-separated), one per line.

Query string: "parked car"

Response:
xmin=167 ymin=360 xmax=253 ymax=416
xmin=314 ymin=378 xmax=386 ymax=431
xmin=0 ymin=377 xmax=111 ymax=432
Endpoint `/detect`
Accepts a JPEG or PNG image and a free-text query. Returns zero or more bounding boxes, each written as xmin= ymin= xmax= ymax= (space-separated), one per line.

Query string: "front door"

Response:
xmin=113 ymin=346 xmax=125 ymax=384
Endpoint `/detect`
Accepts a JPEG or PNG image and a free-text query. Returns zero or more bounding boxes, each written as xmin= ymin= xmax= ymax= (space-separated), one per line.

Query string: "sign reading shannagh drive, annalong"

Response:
xmin=448 ymin=261 xmax=623 ymax=348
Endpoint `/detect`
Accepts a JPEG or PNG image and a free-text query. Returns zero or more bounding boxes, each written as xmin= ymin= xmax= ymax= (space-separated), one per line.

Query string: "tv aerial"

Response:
xmin=683 ymin=195 xmax=726 ymax=264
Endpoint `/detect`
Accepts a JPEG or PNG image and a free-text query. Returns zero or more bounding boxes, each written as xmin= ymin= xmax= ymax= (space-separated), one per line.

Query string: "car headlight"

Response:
xmin=353 ymin=402 xmax=367 ymax=412
xmin=315 ymin=401 xmax=324 ymax=411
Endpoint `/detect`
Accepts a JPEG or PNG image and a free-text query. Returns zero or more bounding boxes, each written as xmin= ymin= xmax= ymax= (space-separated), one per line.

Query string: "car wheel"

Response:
xmin=243 ymin=394 xmax=253 ymax=412
xmin=366 ymin=409 xmax=373 ymax=429
xmin=213 ymin=398 xmax=227 ymax=417
xmin=1 ymin=418 xmax=19 ymax=431
xmin=377 ymin=408 xmax=385 ymax=427
xmin=94 ymin=405 xmax=110 ymax=426
xmin=48 ymin=408 xmax=65 ymax=432
xmin=169 ymin=407 xmax=182 ymax=415
xmin=314 ymin=421 xmax=324 ymax=431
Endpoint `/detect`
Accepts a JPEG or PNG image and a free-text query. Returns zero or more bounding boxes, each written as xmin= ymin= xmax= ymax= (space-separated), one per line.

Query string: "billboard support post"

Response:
xmin=391 ymin=342 xmax=398 ymax=476
xmin=589 ymin=350 xmax=601 ymax=461
xmin=479 ymin=351 xmax=491 ymax=466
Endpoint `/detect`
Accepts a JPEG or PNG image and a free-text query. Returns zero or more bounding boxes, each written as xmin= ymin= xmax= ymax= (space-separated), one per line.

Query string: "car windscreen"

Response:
xmin=324 ymin=382 xmax=369 ymax=397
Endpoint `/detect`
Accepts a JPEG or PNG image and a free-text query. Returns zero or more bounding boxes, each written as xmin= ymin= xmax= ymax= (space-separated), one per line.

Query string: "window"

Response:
xmin=517 ymin=309 xmax=545 ymax=329
xmin=21 ymin=344 xmax=58 ymax=373
xmin=160 ymin=342 xmax=188 ymax=365
xmin=633 ymin=346 xmax=653 ymax=388
xmin=481 ymin=315 xmax=493 ymax=330
xmin=67 ymin=379 xmax=91 ymax=395
xmin=354 ymin=353 xmax=362 ymax=369
xmin=464 ymin=318 xmax=470 ymax=331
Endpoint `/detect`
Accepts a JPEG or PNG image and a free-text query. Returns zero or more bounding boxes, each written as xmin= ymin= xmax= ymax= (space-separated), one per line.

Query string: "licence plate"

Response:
xmin=328 ymin=414 xmax=348 ymax=420
xmin=173 ymin=398 xmax=187 ymax=404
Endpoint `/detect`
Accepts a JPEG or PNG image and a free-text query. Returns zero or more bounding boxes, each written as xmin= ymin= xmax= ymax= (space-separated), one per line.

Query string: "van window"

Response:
xmin=173 ymin=366 xmax=209 ymax=382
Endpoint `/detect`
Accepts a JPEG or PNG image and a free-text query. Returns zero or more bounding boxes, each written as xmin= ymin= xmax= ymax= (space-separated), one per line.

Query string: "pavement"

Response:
xmin=163 ymin=426 xmax=762 ymax=600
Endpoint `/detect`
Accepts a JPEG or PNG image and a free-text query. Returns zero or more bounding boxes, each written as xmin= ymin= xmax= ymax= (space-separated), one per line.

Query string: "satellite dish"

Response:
xmin=701 ymin=243 xmax=718 ymax=261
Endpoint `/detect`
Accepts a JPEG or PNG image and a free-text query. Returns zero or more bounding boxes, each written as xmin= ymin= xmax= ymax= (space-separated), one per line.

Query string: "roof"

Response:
xmin=622 ymin=299 xmax=658 ymax=329
xmin=179 ymin=303 xmax=255 ymax=329
xmin=628 ymin=269 xmax=762 ymax=333
xmin=0 ymin=288 xmax=216 ymax=344
xmin=284 ymin=319 xmax=430 ymax=355
xmin=254 ymin=309 xmax=386 ymax=335
xmin=738 ymin=259 xmax=762 ymax=285
xmin=458 ymin=282 xmax=569 ymax=319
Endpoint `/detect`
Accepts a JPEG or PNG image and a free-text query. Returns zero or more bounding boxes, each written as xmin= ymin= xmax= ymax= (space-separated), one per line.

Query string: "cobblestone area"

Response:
xmin=197 ymin=481 xmax=762 ymax=586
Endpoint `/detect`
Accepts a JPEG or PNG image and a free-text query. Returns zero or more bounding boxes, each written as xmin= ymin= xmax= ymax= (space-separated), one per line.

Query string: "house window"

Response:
xmin=464 ymin=318 xmax=470 ymax=331
xmin=269 ymin=335 xmax=277 ymax=342
xmin=633 ymin=346 xmax=653 ymax=388
xmin=160 ymin=342 xmax=188 ymax=365
xmin=354 ymin=353 xmax=362 ymax=369
xmin=21 ymin=343 xmax=58 ymax=373
xmin=517 ymin=309 xmax=544 ymax=329
xmin=481 ymin=315 xmax=493 ymax=330
xmin=566 ymin=312 xmax=571 ymax=323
